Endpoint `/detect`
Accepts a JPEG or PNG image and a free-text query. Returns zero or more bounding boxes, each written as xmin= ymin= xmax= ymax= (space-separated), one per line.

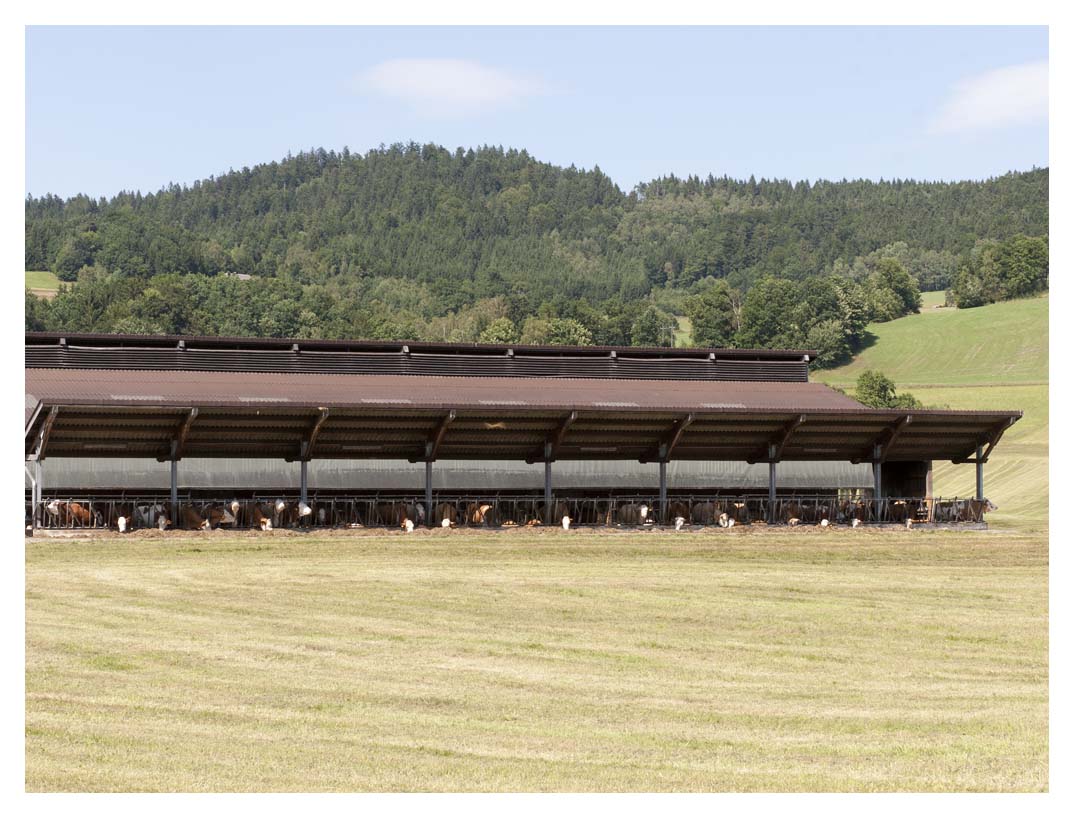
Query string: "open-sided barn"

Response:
xmin=25 ymin=332 xmax=1021 ymax=529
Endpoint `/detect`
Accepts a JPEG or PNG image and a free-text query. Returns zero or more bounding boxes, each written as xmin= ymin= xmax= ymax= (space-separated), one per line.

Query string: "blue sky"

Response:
xmin=26 ymin=26 xmax=1048 ymax=198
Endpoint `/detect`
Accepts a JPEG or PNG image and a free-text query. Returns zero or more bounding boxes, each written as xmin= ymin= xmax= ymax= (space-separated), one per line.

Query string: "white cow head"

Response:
xmin=117 ymin=516 xmax=128 ymax=533
xmin=403 ymin=519 xmax=415 ymax=533
xmin=562 ymin=515 xmax=571 ymax=530
xmin=639 ymin=504 xmax=649 ymax=522
xmin=298 ymin=503 xmax=312 ymax=517
xmin=674 ymin=516 xmax=685 ymax=531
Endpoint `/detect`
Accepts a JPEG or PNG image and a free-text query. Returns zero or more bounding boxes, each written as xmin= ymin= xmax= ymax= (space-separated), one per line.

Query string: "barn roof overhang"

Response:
xmin=25 ymin=368 xmax=1022 ymax=465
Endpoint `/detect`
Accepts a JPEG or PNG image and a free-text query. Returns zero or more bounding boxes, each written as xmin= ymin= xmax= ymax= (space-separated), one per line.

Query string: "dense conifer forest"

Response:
xmin=25 ymin=143 xmax=1048 ymax=365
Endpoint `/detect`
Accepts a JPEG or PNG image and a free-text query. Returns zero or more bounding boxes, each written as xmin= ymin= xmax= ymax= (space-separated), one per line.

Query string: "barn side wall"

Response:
xmin=31 ymin=458 xmax=874 ymax=492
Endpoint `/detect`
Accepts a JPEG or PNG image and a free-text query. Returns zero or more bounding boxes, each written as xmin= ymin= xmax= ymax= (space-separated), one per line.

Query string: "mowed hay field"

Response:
xmin=26 ymin=530 xmax=1047 ymax=792
xmin=820 ymin=294 xmax=1049 ymax=530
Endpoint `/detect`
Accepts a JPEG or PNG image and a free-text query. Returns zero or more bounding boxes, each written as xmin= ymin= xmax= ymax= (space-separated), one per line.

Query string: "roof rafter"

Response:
xmin=854 ymin=410 xmax=915 ymax=461
xmin=528 ymin=410 xmax=579 ymax=463
xmin=28 ymin=405 xmax=59 ymax=461
xmin=298 ymin=407 xmax=331 ymax=461
xmin=748 ymin=414 xmax=806 ymax=463
xmin=641 ymin=413 xmax=695 ymax=463
xmin=166 ymin=408 xmax=199 ymax=461
xmin=953 ymin=415 xmax=1019 ymax=464
xmin=413 ymin=410 xmax=456 ymax=462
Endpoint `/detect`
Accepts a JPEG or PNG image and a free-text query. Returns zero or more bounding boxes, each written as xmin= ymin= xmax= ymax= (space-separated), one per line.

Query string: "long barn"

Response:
xmin=24 ymin=332 xmax=1021 ymax=529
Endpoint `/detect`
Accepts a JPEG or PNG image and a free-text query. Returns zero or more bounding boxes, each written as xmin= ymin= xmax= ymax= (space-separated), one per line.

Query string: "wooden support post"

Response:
xmin=975 ymin=444 xmax=984 ymax=500
xmin=300 ymin=460 xmax=308 ymax=506
xmin=544 ymin=442 xmax=553 ymax=525
xmin=425 ymin=459 xmax=433 ymax=528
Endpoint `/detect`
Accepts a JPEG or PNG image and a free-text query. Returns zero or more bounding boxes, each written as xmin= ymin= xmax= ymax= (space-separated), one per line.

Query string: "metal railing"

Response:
xmin=26 ymin=492 xmax=992 ymax=531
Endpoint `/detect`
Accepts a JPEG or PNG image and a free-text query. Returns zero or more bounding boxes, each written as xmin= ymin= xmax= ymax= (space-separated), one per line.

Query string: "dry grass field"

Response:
xmin=26 ymin=526 xmax=1048 ymax=792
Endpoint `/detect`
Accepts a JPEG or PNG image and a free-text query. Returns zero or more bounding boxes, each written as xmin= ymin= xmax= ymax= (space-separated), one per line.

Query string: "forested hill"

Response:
xmin=25 ymin=144 xmax=1048 ymax=357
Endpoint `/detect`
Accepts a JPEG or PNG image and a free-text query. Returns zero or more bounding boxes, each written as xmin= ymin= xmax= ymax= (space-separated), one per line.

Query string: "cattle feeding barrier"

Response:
xmin=26 ymin=492 xmax=992 ymax=532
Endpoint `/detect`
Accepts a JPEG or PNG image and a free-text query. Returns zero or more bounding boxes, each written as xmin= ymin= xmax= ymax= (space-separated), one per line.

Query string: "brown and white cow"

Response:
xmin=466 ymin=502 xmax=499 ymax=527
xmin=434 ymin=502 xmax=458 ymax=528
xmin=617 ymin=503 xmax=651 ymax=526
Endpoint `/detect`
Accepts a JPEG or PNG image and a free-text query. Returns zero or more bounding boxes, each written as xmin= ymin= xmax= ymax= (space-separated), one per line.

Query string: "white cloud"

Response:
xmin=929 ymin=60 xmax=1048 ymax=135
xmin=354 ymin=58 xmax=548 ymax=116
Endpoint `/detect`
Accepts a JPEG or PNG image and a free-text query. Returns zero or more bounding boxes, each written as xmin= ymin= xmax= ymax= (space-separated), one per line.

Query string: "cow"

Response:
xmin=106 ymin=502 xmax=136 ymax=533
xmin=435 ymin=502 xmax=457 ymax=528
xmin=237 ymin=501 xmax=274 ymax=531
xmin=889 ymin=500 xmax=910 ymax=524
xmin=178 ymin=505 xmax=211 ymax=530
xmin=134 ymin=503 xmax=170 ymax=530
xmin=272 ymin=499 xmax=313 ymax=529
xmin=374 ymin=502 xmax=409 ymax=527
xmin=534 ymin=500 xmax=570 ymax=526
xmin=691 ymin=501 xmax=717 ymax=525
xmin=668 ymin=501 xmax=690 ymax=530
xmin=199 ymin=503 xmax=237 ymax=529
xmin=466 ymin=502 xmax=499 ymax=527
xmin=957 ymin=498 xmax=998 ymax=522
xmin=717 ymin=512 xmax=735 ymax=528
xmin=617 ymin=503 xmax=651 ymax=526
xmin=839 ymin=499 xmax=871 ymax=526
xmin=45 ymin=500 xmax=101 ymax=528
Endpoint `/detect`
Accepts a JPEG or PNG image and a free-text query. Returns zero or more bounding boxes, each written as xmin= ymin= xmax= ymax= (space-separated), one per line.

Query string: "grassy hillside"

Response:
xmin=819 ymin=295 xmax=1048 ymax=529
xmin=26 ymin=530 xmax=1047 ymax=791
xmin=823 ymin=294 xmax=1047 ymax=387
xmin=25 ymin=270 xmax=60 ymax=299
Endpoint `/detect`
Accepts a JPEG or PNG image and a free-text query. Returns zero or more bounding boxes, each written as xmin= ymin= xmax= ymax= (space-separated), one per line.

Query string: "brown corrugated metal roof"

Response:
xmin=24 ymin=367 xmax=863 ymax=413
xmin=24 ymin=367 xmax=1022 ymax=464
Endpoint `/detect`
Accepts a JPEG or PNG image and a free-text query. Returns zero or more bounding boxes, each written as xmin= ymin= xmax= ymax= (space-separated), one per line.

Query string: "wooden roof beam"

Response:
xmin=28 ymin=405 xmax=59 ymax=461
xmin=642 ymin=413 xmax=695 ymax=463
xmin=298 ymin=407 xmax=331 ymax=461
xmin=167 ymin=408 xmax=199 ymax=461
xmin=851 ymin=415 xmax=912 ymax=464
xmin=953 ymin=415 xmax=1019 ymax=464
xmin=528 ymin=410 xmax=578 ymax=463
xmin=414 ymin=410 xmax=456 ymax=462
xmin=748 ymin=414 xmax=805 ymax=463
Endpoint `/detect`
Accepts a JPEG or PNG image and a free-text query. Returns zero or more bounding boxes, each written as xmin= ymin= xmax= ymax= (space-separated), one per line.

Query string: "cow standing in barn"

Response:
xmin=45 ymin=500 xmax=101 ymax=528
xmin=617 ymin=503 xmax=651 ymax=527
xmin=466 ymin=502 xmax=499 ymax=527
xmin=435 ymin=502 xmax=458 ymax=528
xmin=178 ymin=505 xmax=211 ymax=530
